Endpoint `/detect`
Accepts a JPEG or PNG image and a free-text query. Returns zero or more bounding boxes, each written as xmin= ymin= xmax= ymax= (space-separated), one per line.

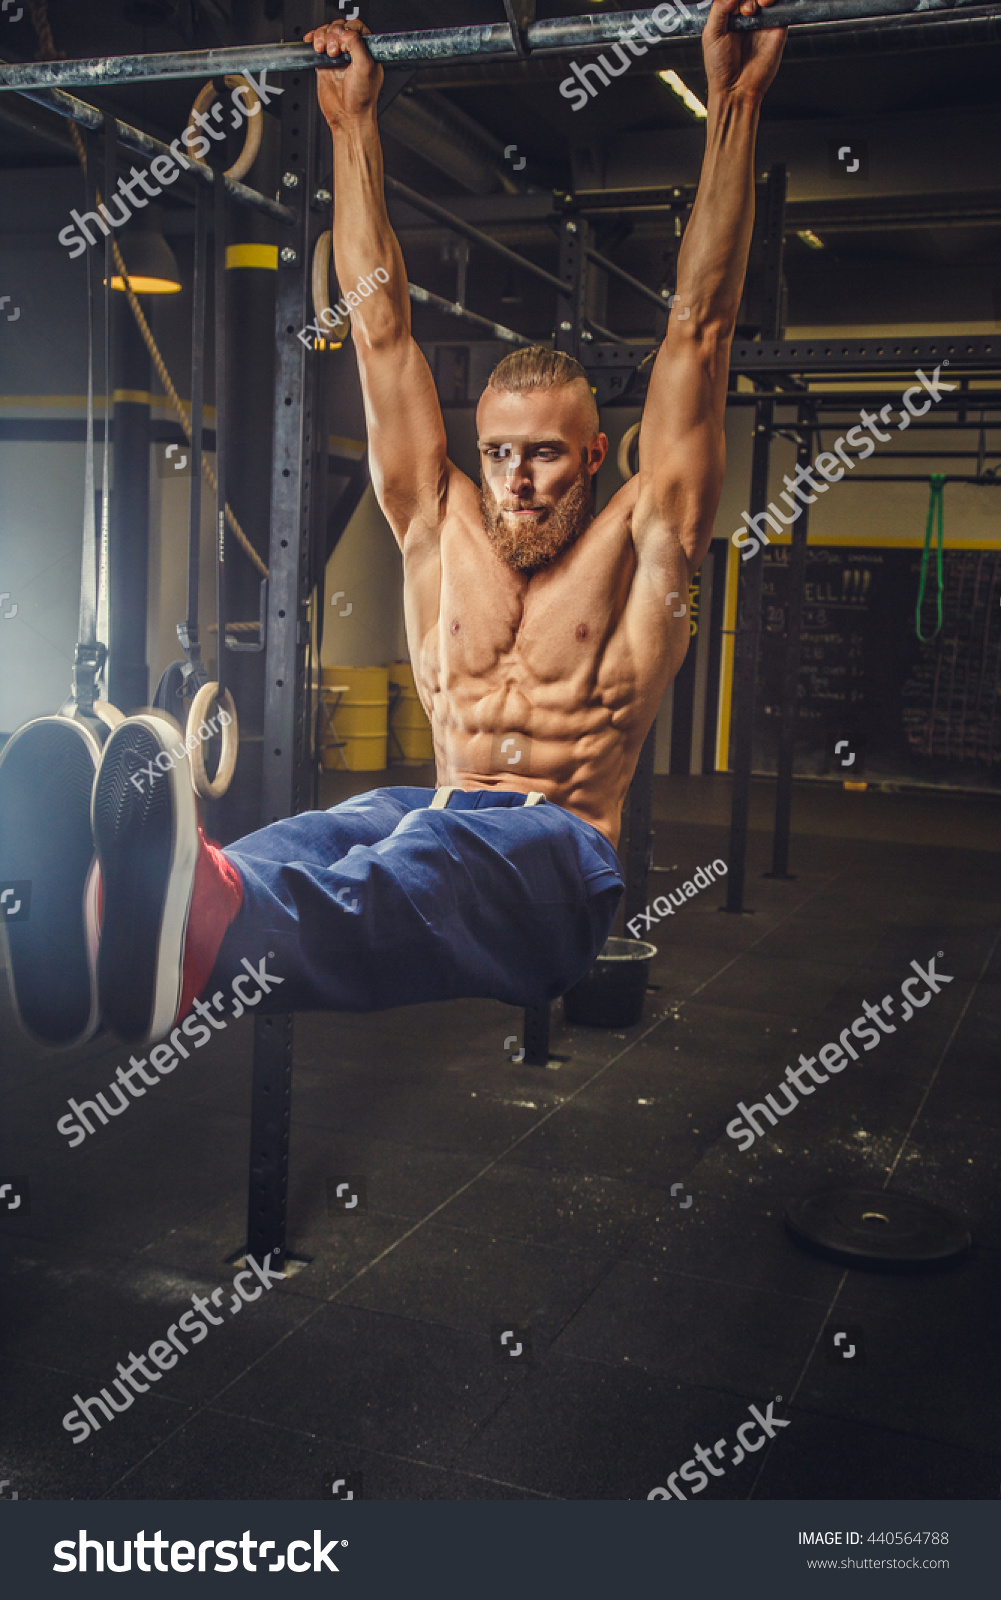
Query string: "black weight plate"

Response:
xmin=785 ymin=1188 xmax=970 ymax=1270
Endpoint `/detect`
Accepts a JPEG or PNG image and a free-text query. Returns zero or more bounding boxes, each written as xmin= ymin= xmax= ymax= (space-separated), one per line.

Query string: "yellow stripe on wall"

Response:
xmin=225 ymin=244 xmax=278 ymax=271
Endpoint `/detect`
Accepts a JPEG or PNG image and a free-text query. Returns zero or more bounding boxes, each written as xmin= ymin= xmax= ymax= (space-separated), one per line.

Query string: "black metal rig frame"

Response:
xmin=5 ymin=2 xmax=1001 ymax=1260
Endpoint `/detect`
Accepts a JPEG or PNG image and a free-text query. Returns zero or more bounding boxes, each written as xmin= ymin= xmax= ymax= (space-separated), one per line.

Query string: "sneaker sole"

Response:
xmin=0 ymin=715 xmax=102 ymax=1049
xmin=93 ymin=716 xmax=199 ymax=1045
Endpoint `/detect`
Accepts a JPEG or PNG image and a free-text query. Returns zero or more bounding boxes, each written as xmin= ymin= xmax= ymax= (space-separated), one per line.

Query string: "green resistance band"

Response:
xmin=916 ymin=473 xmax=946 ymax=643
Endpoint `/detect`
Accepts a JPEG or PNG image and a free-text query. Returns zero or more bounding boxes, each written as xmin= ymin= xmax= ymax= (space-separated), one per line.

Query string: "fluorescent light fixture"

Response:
xmin=797 ymin=229 xmax=825 ymax=250
xmin=658 ymin=70 xmax=707 ymax=121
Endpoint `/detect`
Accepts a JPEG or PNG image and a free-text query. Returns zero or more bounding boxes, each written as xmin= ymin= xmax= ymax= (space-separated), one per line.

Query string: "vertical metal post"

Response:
xmin=246 ymin=0 xmax=321 ymax=1270
xmin=724 ymin=166 xmax=786 ymax=914
xmin=521 ymin=209 xmax=590 ymax=1065
xmin=107 ymin=301 xmax=151 ymax=714
xmin=767 ymin=402 xmax=814 ymax=879
xmin=623 ymin=723 xmax=657 ymax=931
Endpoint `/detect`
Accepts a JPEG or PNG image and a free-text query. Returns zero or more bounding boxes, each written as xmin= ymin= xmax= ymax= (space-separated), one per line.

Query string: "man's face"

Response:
xmin=476 ymin=383 xmax=608 ymax=575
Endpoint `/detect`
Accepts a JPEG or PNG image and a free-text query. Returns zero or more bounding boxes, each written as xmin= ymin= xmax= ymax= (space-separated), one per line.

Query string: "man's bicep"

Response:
xmin=633 ymin=321 xmax=730 ymax=565
xmin=358 ymin=336 xmax=450 ymax=539
xmin=632 ymin=419 xmax=726 ymax=579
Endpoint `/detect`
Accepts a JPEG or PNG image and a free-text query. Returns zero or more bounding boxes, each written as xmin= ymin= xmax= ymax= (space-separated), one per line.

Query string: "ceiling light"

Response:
xmin=797 ymin=229 xmax=825 ymax=250
xmin=107 ymin=212 xmax=182 ymax=294
xmin=658 ymin=70 xmax=707 ymax=121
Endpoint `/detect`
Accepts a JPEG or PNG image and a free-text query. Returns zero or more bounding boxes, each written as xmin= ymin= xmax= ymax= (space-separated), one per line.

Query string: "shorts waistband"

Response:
xmin=430 ymin=785 xmax=546 ymax=811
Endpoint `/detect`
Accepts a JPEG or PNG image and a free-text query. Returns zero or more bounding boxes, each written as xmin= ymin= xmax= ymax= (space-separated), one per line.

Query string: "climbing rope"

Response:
xmin=29 ymin=1 xmax=269 ymax=584
xmin=916 ymin=473 xmax=946 ymax=643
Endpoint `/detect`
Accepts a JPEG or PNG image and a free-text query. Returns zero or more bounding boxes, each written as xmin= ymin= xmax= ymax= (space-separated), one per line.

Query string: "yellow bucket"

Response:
xmin=321 ymin=665 xmax=388 ymax=771
xmin=387 ymin=660 xmax=433 ymax=764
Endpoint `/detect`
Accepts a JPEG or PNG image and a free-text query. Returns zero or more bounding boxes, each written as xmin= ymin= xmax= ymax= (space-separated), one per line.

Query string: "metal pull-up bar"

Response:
xmin=2 ymin=1 xmax=999 ymax=93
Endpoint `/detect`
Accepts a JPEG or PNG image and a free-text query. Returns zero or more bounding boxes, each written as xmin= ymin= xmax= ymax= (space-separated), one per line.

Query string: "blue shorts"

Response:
xmin=210 ymin=787 xmax=624 ymax=1012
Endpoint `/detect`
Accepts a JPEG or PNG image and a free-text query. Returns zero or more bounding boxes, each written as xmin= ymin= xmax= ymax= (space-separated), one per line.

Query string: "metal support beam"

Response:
xmin=387 ymin=175 xmax=567 ymax=299
xmin=4 ymin=4 xmax=1000 ymax=92
xmin=407 ymin=281 xmax=530 ymax=346
xmin=725 ymin=165 xmax=787 ymax=916
xmin=246 ymin=0 xmax=323 ymax=1272
xmin=623 ymin=724 xmax=658 ymax=932
xmin=2 ymin=80 xmax=294 ymax=225
xmin=766 ymin=403 xmax=814 ymax=881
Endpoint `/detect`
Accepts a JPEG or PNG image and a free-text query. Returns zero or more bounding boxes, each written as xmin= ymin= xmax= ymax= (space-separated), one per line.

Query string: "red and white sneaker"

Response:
xmin=92 ymin=714 xmax=243 ymax=1045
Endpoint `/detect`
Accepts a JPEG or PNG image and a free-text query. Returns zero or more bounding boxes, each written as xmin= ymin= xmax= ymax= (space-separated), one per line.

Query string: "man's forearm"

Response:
xmin=329 ymin=113 xmax=409 ymax=342
xmin=675 ymin=91 xmax=761 ymax=332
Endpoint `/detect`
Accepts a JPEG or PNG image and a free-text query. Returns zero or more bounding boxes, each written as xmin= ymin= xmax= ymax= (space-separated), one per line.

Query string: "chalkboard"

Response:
xmin=750 ymin=545 xmax=1001 ymax=790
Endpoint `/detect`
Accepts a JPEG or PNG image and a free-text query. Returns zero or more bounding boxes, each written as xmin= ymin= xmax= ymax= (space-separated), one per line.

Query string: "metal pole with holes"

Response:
xmin=767 ymin=402 xmax=815 ymax=880
xmin=725 ymin=166 xmax=787 ymax=914
xmin=246 ymin=0 xmax=323 ymax=1273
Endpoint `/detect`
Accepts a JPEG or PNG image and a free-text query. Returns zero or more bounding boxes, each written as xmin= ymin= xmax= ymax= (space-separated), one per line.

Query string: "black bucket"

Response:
xmin=562 ymin=937 xmax=657 ymax=1029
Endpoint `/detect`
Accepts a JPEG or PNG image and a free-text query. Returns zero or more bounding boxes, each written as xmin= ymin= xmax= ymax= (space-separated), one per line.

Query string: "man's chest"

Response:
xmin=421 ymin=518 xmax=634 ymax=688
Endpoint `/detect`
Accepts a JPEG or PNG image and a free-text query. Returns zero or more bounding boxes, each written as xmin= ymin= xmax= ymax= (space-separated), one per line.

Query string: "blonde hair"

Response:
xmin=485 ymin=345 xmax=599 ymax=435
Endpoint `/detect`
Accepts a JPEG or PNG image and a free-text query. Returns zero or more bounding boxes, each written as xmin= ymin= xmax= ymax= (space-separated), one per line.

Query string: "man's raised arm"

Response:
xmin=307 ymin=19 xmax=449 ymax=548
xmin=631 ymin=0 xmax=786 ymax=580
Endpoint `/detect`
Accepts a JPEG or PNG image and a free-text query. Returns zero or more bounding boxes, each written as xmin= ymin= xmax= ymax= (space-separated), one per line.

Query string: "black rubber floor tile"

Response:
xmin=437 ymin=1161 xmax=668 ymax=1260
xmin=890 ymin=1117 xmax=1001 ymax=1250
xmin=218 ymin=1302 xmax=513 ymax=1460
xmin=137 ymin=1188 xmax=409 ymax=1304
xmin=751 ymin=1404 xmax=1001 ymax=1499
xmin=0 ymin=1353 xmax=191 ymax=1501
xmin=334 ymin=1220 xmax=612 ymax=1348
xmin=4 ymin=1246 xmax=313 ymax=1406
xmin=113 ymin=1405 xmax=548 ymax=1500
xmin=811 ymin=1255 xmax=1001 ymax=1454
xmin=502 ymin=1094 xmax=704 ymax=1185
xmin=112 ymin=1407 xmax=344 ymax=1500
xmin=0 ymin=1085 xmax=251 ymax=1257
xmin=623 ymin=1182 xmax=848 ymax=1305
xmin=454 ymin=1356 xmax=788 ymax=1501
xmin=921 ymin=1035 xmax=1001 ymax=1132
xmin=698 ymin=955 xmax=862 ymax=1020
xmin=284 ymin=1131 xmax=491 ymax=1226
xmin=552 ymin=1259 xmax=823 ymax=1394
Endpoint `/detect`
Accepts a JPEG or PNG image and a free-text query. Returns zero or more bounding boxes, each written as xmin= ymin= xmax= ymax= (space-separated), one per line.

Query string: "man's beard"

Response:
xmin=479 ymin=465 xmax=593 ymax=574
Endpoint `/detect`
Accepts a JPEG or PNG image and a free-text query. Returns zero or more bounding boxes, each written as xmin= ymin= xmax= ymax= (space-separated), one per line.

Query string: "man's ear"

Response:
xmin=587 ymin=433 xmax=609 ymax=475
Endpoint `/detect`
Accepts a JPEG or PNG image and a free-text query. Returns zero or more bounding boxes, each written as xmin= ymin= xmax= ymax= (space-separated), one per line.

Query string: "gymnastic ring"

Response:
xmin=312 ymin=230 xmax=350 ymax=343
xmin=185 ymin=75 xmax=262 ymax=183
xmin=186 ymin=682 xmax=239 ymax=801
xmin=617 ymin=422 xmax=640 ymax=482
xmin=92 ymin=700 xmax=125 ymax=732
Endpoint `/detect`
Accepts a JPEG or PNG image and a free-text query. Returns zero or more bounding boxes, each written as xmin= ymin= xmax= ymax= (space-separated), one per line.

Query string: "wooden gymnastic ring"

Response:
xmin=617 ymin=422 xmax=640 ymax=482
xmin=312 ymin=230 xmax=350 ymax=343
xmin=92 ymin=700 xmax=125 ymax=731
xmin=185 ymin=75 xmax=262 ymax=183
xmin=186 ymin=682 xmax=238 ymax=800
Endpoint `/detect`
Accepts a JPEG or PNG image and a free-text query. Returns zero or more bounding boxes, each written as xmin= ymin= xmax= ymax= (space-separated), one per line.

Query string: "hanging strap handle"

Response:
xmin=177 ymin=181 xmax=209 ymax=694
xmin=69 ymin=126 xmax=108 ymax=714
xmin=214 ymin=161 xmax=228 ymax=696
xmin=916 ymin=473 xmax=946 ymax=643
